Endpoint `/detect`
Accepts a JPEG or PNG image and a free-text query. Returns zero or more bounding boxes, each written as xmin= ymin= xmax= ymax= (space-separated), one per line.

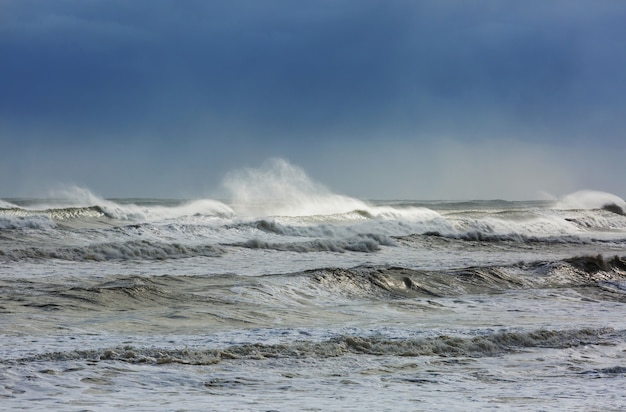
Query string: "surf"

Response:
xmin=554 ymin=190 xmax=626 ymax=215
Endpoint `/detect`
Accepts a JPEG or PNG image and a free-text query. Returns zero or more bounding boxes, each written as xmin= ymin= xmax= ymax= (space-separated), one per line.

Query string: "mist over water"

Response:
xmin=555 ymin=190 xmax=626 ymax=215
xmin=2 ymin=159 xmax=626 ymax=410
xmin=221 ymin=158 xmax=370 ymax=217
xmin=2 ymin=158 xmax=626 ymax=223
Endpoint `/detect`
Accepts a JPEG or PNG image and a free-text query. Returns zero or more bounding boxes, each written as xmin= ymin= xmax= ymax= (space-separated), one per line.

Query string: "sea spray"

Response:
xmin=5 ymin=186 xmax=235 ymax=222
xmin=555 ymin=190 xmax=626 ymax=215
xmin=222 ymin=158 xmax=369 ymax=217
xmin=3 ymin=185 xmax=626 ymax=411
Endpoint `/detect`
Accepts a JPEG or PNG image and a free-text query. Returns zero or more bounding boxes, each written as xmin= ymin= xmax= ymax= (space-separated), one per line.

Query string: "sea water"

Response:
xmin=2 ymin=163 xmax=626 ymax=411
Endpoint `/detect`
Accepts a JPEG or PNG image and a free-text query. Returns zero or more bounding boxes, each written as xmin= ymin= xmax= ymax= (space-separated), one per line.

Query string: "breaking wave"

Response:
xmin=555 ymin=190 xmax=626 ymax=215
xmin=0 ymin=188 xmax=235 ymax=223
xmin=0 ymin=205 xmax=108 ymax=220
xmin=222 ymin=159 xmax=369 ymax=217
xmin=0 ymin=199 xmax=18 ymax=208
xmin=222 ymin=159 xmax=445 ymax=222
xmin=0 ymin=215 xmax=57 ymax=230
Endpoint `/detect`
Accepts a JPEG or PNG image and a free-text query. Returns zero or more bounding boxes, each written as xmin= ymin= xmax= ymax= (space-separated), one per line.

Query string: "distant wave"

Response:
xmin=222 ymin=159 xmax=370 ymax=217
xmin=414 ymin=231 xmax=594 ymax=244
xmin=398 ymin=206 xmax=626 ymax=244
xmin=0 ymin=205 xmax=109 ymax=220
xmin=229 ymin=233 xmax=395 ymax=253
xmin=555 ymin=190 xmax=626 ymax=215
xmin=1 ymin=187 xmax=236 ymax=223
xmin=0 ymin=199 xmax=18 ymax=208
xmin=0 ymin=240 xmax=225 ymax=262
xmin=230 ymin=217 xmax=370 ymax=238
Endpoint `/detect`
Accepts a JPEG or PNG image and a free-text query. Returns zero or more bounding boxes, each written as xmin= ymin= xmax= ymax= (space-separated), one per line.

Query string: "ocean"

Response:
xmin=2 ymin=175 xmax=626 ymax=410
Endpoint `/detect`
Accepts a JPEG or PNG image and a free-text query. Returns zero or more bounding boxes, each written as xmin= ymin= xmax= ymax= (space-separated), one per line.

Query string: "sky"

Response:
xmin=1 ymin=0 xmax=625 ymax=200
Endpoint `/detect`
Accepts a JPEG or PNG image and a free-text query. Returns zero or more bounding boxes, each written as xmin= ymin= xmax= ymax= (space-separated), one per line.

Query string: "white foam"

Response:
xmin=555 ymin=190 xmax=626 ymax=212
xmin=37 ymin=186 xmax=145 ymax=220
xmin=165 ymin=199 xmax=235 ymax=218
xmin=125 ymin=199 xmax=235 ymax=221
xmin=36 ymin=186 xmax=235 ymax=221
xmin=0 ymin=215 xmax=56 ymax=230
xmin=367 ymin=205 xmax=441 ymax=221
xmin=0 ymin=199 xmax=18 ymax=208
xmin=222 ymin=158 xmax=370 ymax=217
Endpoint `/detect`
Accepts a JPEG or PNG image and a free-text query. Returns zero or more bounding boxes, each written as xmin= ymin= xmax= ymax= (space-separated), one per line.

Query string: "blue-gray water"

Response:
xmin=2 ymin=189 xmax=626 ymax=411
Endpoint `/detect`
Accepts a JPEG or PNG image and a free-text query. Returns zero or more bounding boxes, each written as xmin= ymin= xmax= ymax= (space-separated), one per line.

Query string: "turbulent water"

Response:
xmin=2 ymin=170 xmax=626 ymax=410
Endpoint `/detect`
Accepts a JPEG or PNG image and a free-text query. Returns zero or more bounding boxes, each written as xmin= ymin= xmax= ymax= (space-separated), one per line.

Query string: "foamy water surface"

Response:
xmin=2 ymin=165 xmax=626 ymax=410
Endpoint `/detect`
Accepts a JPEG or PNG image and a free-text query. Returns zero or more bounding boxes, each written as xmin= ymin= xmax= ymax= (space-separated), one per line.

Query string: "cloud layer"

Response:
xmin=1 ymin=1 xmax=625 ymax=199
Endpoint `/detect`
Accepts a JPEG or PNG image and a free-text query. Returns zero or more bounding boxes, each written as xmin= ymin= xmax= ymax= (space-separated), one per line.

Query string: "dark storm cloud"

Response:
xmin=1 ymin=1 xmax=420 ymax=137
xmin=1 ymin=0 xmax=626 ymax=198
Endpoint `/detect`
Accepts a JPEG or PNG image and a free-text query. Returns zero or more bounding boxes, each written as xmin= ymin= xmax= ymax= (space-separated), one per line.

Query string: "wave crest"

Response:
xmin=555 ymin=190 xmax=626 ymax=215
xmin=20 ymin=327 xmax=618 ymax=365
xmin=1 ymin=187 xmax=235 ymax=222
xmin=222 ymin=159 xmax=370 ymax=217
xmin=1 ymin=240 xmax=225 ymax=262
xmin=231 ymin=233 xmax=394 ymax=253
xmin=308 ymin=256 xmax=626 ymax=299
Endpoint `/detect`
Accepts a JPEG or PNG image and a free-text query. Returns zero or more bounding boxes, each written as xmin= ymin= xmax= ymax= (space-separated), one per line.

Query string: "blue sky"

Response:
xmin=1 ymin=0 xmax=625 ymax=200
